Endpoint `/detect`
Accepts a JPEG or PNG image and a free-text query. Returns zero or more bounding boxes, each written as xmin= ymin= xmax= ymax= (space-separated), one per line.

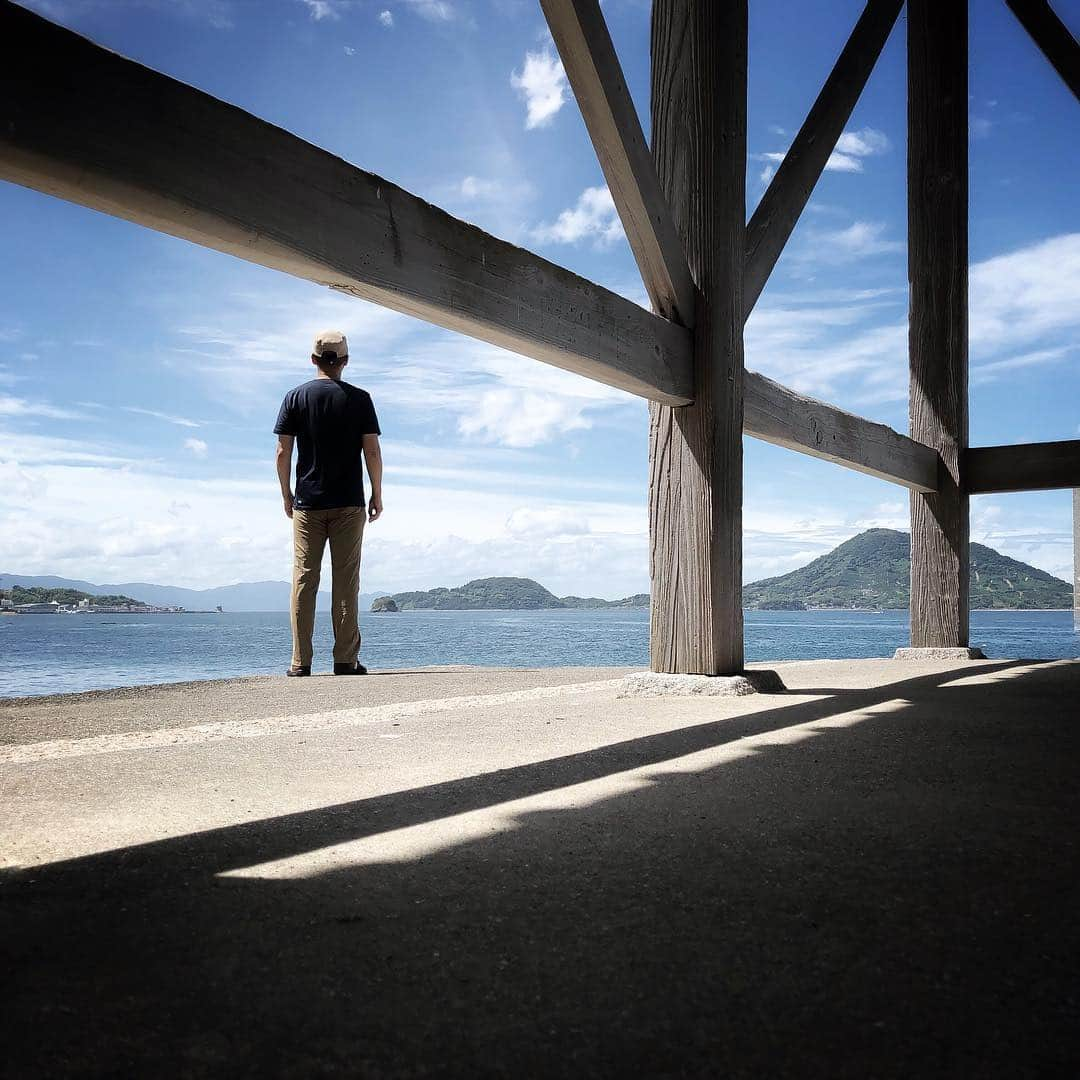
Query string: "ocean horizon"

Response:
xmin=2 ymin=607 xmax=1078 ymax=700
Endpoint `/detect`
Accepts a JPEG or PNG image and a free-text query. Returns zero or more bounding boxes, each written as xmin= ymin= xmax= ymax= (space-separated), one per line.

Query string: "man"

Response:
xmin=274 ymin=330 xmax=383 ymax=677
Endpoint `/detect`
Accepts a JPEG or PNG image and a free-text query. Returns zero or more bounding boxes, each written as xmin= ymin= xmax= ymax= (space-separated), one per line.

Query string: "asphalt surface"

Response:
xmin=3 ymin=659 xmax=1079 ymax=1077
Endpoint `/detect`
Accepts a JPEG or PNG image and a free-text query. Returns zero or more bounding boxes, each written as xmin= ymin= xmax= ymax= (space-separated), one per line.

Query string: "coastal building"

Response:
xmin=14 ymin=601 xmax=62 ymax=614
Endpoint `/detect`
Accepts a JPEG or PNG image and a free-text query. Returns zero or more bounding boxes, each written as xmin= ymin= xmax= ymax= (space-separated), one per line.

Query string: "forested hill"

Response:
xmin=743 ymin=529 xmax=1073 ymax=610
xmin=380 ymin=577 xmax=649 ymax=611
xmin=0 ymin=585 xmax=142 ymax=607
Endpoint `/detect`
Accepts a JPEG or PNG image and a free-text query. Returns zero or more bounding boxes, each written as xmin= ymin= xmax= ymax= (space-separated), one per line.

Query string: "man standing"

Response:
xmin=274 ymin=330 xmax=383 ymax=677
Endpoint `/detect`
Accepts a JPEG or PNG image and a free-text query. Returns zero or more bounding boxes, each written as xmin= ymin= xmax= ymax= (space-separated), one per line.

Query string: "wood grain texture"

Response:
xmin=648 ymin=0 xmax=746 ymax=674
xmin=1004 ymin=0 xmax=1080 ymax=103
xmin=744 ymin=371 xmax=939 ymax=492
xmin=0 ymin=1 xmax=692 ymax=405
xmin=908 ymin=0 xmax=969 ymax=648
xmin=541 ymin=0 xmax=695 ymax=326
xmin=964 ymin=440 xmax=1080 ymax=493
xmin=743 ymin=0 xmax=902 ymax=317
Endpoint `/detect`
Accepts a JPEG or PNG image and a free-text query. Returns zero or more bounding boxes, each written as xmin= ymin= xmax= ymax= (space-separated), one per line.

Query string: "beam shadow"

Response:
xmin=3 ymin=660 xmax=1078 ymax=1076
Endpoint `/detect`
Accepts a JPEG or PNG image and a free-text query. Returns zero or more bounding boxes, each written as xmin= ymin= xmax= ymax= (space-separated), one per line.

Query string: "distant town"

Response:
xmin=0 ymin=586 xmax=220 ymax=616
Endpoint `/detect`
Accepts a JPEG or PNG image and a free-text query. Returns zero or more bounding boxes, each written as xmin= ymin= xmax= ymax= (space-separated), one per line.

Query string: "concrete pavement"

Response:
xmin=3 ymin=659 xmax=1079 ymax=1076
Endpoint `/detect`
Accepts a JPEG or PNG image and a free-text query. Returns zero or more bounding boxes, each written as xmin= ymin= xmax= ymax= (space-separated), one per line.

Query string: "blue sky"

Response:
xmin=1 ymin=0 xmax=1077 ymax=596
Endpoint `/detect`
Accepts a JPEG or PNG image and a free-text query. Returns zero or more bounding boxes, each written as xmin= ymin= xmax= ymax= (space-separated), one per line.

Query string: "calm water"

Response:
xmin=1 ymin=608 xmax=1077 ymax=699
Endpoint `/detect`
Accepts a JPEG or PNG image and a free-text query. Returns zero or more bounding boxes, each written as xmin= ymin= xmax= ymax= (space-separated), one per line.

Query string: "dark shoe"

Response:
xmin=286 ymin=665 xmax=311 ymax=677
xmin=333 ymin=662 xmax=368 ymax=675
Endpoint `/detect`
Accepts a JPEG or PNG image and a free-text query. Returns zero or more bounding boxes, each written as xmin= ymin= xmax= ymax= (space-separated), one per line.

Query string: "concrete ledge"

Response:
xmin=894 ymin=647 xmax=987 ymax=661
xmin=618 ymin=669 xmax=786 ymax=698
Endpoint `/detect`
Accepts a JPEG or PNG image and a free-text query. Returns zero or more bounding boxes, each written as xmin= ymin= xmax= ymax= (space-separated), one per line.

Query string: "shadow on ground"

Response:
xmin=3 ymin=661 xmax=1079 ymax=1077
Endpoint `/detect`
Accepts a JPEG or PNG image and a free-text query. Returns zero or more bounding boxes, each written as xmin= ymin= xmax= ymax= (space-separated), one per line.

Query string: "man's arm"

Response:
xmin=276 ymin=435 xmax=295 ymax=518
xmin=363 ymin=433 xmax=383 ymax=522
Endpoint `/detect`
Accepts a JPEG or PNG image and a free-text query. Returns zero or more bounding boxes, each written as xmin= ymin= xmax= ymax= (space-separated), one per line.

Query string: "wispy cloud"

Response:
xmin=378 ymin=8 xmax=393 ymax=27
xmin=20 ymin=0 xmax=233 ymax=29
xmin=758 ymin=126 xmax=891 ymax=184
xmin=803 ymin=221 xmax=905 ymax=263
xmin=531 ymin=185 xmax=624 ymax=248
xmin=121 ymin=406 xmax=204 ymax=428
xmin=404 ymin=0 xmax=454 ymax=19
xmin=746 ymin=231 xmax=1080 ymax=412
xmin=0 ymin=394 xmax=91 ymax=421
xmin=511 ymin=48 xmax=568 ymax=129
xmin=183 ymin=437 xmax=209 ymax=457
xmin=972 ymin=346 xmax=1074 ymax=383
xmin=298 ymin=0 xmax=341 ymax=19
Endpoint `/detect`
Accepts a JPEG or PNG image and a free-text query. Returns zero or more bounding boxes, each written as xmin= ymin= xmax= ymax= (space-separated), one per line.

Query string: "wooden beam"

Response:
xmin=649 ymin=0 xmax=746 ymax=674
xmin=908 ymin=0 xmax=970 ymax=649
xmin=743 ymin=372 xmax=940 ymax=492
xmin=0 ymin=1 xmax=693 ymax=405
xmin=1004 ymin=0 xmax=1080 ymax=103
xmin=965 ymin=440 xmax=1080 ymax=493
xmin=540 ymin=0 xmax=695 ymax=326
xmin=744 ymin=0 xmax=903 ymax=317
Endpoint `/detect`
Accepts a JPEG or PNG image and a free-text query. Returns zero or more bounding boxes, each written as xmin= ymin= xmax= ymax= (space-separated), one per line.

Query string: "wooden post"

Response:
xmin=907 ymin=0 xmax=970 ymax=649
xmin=648 ymin=0 xmax=747 ymax=674
xmin=1074 ymin=489 xmax=1079 ymax=627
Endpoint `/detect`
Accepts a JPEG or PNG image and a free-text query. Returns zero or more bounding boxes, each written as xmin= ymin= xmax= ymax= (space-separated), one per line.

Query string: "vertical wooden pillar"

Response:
xmin=907 ymin=0 xmax=970 ymax=648
xmin=647 ymin=0 xmax=747 ymax=674
xmin=1074 ymin=489 xmax=1079 ymax=627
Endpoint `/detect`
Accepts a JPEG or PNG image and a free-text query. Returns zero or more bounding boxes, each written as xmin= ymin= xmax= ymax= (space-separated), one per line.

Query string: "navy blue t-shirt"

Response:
xmin=273 ymin=379 xmax=381 ymax=510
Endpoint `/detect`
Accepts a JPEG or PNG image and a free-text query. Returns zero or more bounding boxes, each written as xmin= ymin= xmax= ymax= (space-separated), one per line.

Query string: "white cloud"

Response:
xmin=299 ymin=0 xmax=341 ymax=19
xmin=505 ymin=507 xmax=590 ymax=539
xmin=758 ymin=126 xmax=891 ymax=184
xmin=19 ymin=0 xmax=233 ymax=29
xmin=404 ymin=0 xmax=453 ymax=19
xmin=459 ymin=176 xmax=501 ymax=199
xmin=970 ymin=233 xmax=1080 ymax=357
xmin=804 ymin=221 xmax=905 ymax=263
xmin=745 ymin=231 xmax=1080 ymax=412
xmin=184 ymin=437 xmax=209 ymax=458
xmin=532 ymin=185 xmax=624 ymax=248
xmin=833 ymin=128 xmax=890 ymax=157
xmin=511 ymin=48 xmax=568 ymax=129
xmin=972 ymin=346 xmax=1074 ymax=383
xmin=378 ymin=9 xmax=393 ymax=27
xmin=458 ymin=388 xmax=592 ymax=448
xmin=0 ymin=395 xmax=89 ymax=421
xmin=343 ymin=45 xmax=356 ymax=56
xmin=121 ymin=406 xmax=204 ymax=428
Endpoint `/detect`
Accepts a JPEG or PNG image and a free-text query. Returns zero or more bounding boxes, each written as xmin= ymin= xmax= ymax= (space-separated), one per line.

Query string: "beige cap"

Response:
xmin=312 ymin=329 xmax=348 ymax=360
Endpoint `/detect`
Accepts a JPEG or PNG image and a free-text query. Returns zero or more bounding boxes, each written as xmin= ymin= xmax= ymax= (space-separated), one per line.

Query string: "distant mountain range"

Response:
xmin=380 ymin=577 xmax=649 ymax=611
xmin=4 ymin=529 xmax=1071 ymax=615
xmin=0 ymin=574 xmax=387 ymax=613
xmin=743 ymin=529 xmax=1073 ymax=610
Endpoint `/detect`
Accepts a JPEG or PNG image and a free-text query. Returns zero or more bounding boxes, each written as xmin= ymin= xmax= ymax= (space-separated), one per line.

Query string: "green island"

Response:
xmin=742 ymin=528 xmax=1073 ymax=610
xmin=0 ymin=586 xmax=184 ymax=614
xmin=2 ymin=585 xmax=143 ymax=607
xmin=373 ymin=530 xmax=1073 ymax=612
xmin=375 ymin=577 xmax=649 ymax=611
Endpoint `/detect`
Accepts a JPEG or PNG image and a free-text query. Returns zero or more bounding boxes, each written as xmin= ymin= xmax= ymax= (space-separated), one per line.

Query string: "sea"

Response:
xmin=1 ymin=608 xmax=1078 ymax=699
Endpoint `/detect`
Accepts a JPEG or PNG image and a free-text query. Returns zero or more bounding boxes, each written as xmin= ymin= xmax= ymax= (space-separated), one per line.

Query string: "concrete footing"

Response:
xmin=618 ymin=669 xmax=786 ymax=698
xmin=894 ymin=646 xmax=987 ymax=661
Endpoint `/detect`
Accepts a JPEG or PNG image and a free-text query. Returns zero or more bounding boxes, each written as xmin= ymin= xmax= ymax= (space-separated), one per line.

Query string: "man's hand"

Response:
xmin=368 ymin=495 xmax=382 ymax=523
xmin=283 ymin=492 xmax=294 ymax=519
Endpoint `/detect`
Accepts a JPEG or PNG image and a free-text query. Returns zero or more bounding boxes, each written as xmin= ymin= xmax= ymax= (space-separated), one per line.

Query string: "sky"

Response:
xmin=1 ymin=0 xmax=1078 ymax=597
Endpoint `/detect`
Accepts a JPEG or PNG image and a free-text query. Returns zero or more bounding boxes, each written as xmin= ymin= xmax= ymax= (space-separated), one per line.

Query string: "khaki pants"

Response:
xmin=290 ymin=506 xmax=366 ymax=669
